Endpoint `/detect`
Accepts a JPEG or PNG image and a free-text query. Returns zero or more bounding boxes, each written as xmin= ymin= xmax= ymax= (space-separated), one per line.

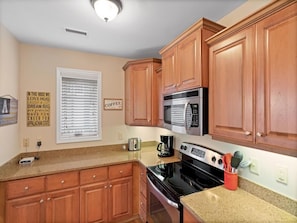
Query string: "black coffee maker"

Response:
xmin=157 ymin=135 xmax=174 ymax=157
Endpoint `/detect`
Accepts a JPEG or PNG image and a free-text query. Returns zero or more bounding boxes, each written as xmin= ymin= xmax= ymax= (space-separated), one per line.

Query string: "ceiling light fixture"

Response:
xmin=91 ymin=0 xmax=122 ymax=22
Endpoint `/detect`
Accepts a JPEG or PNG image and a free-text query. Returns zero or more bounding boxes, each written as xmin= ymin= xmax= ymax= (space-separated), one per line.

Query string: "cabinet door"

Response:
xmin=183 ymin=207 xmax=201 ymax=223
xmin=162 ymin=47 xmax=177 ymax=94
xmin=46 ymin=188 xmax=79 ymax=223
xmin=256 ymin=2 xmax=297 ymax=155
xmin=6 ymin=194 xmax=45 ymax=223
xmin=209 ymin=27 xmax=254 ymax=142
xmin=108 ymin=177 xmax=132 ymax=222
xmin=177 ymin=30 xmax=201 ymax=91
xmin=129 ymin=63 xmax=152 ymax=125
xmin=80 ymin=182 xmax=108 ymax=223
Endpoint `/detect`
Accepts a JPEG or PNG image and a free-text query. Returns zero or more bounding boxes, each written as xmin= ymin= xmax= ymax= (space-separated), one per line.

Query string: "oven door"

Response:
xmin=147 ymin=176 xmax=181 ymax=223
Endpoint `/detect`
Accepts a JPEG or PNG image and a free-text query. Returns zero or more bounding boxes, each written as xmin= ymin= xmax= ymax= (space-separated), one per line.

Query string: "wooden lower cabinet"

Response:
xmin=109 ymin=177 xmax=133 ymax=222
xmin=46 ymin=187 xmax=79 ymax=223
xmin=6 ymin=194 xmax=45 ymax=223
xmin=139 ymin=163 xmax=147 ymax=223
xmin=80 ymin=163 xmax=133 ymax=223
xmin=80 ymin=182 xmax=108 ymax=223
xmin=4 ymin=163 xmax=134 ymax=223
xmin=5 ymin=180 xmax=79 ymax=223
xmin=183 ymin=207 xmax=201 ymax=223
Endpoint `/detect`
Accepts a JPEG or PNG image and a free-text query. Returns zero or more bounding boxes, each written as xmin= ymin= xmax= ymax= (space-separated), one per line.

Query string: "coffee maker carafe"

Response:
xmin=157 ymin=135 xmax=174 ymax=157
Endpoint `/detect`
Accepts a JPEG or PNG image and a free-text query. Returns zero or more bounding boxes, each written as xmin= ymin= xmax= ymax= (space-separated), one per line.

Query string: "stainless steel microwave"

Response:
xmin=163 ymin=88 xmax=208 ymax=135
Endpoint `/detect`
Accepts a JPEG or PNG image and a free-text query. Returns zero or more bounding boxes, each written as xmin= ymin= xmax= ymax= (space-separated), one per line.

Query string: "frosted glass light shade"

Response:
xmin=92 ymin=0 xmax=122 ymax=22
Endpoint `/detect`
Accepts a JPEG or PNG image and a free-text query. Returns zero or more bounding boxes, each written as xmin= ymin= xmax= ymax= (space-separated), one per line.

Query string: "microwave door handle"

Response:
xmin=184 ymin=102 xmax=192 ymax=130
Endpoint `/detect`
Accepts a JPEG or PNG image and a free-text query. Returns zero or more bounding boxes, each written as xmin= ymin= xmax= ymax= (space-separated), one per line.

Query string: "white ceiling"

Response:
xmin=0 ymin=0 xmax=246 ymax=59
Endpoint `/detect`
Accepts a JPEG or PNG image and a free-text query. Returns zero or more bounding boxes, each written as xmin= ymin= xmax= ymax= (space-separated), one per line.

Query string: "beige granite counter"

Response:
xmin=1 ymin=142 xmax=296 ymax=222
xmin=181 ymin=186 xmax=297 ymax=223
xmin=0 ymin=143 xmax=179 ymax=181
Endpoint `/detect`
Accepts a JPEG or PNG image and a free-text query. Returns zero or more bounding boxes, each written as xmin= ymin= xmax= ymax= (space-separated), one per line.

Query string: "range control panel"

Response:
xmin=180 ymin=142 xmax=224 ymax=170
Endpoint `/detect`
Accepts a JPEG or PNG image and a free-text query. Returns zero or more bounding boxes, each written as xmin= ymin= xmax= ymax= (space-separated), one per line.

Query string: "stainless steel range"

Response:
xmin=147 ymin=142 xmax=225 ymax=223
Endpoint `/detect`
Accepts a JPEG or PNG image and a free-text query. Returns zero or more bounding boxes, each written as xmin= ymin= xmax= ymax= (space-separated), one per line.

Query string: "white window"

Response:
xmin=56 ymin=67 xmax=102 ymax=143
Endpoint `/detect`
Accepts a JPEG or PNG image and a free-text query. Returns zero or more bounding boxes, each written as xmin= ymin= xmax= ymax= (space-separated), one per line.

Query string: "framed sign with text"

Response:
xmin=27 ymin=91 xmax=50 ymax=127
xmin=104 ymin=98 xmax=123 ymax=110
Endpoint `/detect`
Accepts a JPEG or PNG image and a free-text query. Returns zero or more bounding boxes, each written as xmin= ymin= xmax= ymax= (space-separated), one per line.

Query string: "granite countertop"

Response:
xmin=181 ymin=186 xmax=297 ymax=223
xmin=1 ymin=143 xmax=296 ymax=222
xmin=0 ymin=143 xmax=179 ymax=181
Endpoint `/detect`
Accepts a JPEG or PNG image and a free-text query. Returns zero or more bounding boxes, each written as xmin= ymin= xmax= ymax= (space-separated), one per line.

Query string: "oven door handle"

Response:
xmin=147 ymin=177 xmax=179 ymax=209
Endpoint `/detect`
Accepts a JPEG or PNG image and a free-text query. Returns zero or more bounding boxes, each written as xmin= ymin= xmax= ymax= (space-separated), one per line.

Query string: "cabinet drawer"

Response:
xmin=80 ymin=166 xmax=108 ymax=185
xmin=46 ymin=171 xmax=79 ymax=191
xmin=6 ymin=176 xmax=45 ymax=199
xmin=109 ymin=163 xmax=132 ymax=179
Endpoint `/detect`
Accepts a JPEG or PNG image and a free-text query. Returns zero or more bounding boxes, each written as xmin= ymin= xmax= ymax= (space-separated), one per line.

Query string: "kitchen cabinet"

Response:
xmin=160 ymin=18 xmax=225 ymax=94
xmin=80 ymin=163 xmax=133 ymax=223
xmin=156 ymin=67 xmax=163 ymax=127
xmin=5 ymin=172 xmax=80 ymax=223
xmin=123 ymin=58 xmax=162 ymax=126
xmin=183 ymin=207 xmax=201 ymax=223
xmin=80 ymin=166 xmax=109 ymax=223
xmin=138 ymin=163 xmax=147 ymax=222
xmin=208 ymin=0 xmax=297 ymax=157
xmin=108 ymin=163 xmax=133 ymax=222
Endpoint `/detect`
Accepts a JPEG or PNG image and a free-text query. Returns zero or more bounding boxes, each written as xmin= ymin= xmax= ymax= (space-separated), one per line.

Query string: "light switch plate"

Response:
xmin=275 ymin=165 xmax=288 ymax=185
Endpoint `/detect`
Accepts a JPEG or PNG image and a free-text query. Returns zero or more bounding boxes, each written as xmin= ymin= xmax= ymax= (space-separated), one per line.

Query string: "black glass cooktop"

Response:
xmin=147 ymin=161 xmax=223 ymax=202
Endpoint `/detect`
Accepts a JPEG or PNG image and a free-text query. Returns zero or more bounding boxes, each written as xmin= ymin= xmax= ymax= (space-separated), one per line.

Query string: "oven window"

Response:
xmin=149 ymin=192 xmax=175 ymax=223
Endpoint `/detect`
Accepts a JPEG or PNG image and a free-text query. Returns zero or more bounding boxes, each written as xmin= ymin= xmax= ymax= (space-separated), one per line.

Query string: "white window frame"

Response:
xmin=56 ymin=67 xmax=102 ymax=143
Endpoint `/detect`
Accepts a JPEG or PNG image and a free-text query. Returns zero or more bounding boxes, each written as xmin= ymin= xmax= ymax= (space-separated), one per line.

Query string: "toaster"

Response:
xmin=128 ymin=138 xmax=141 ymax=151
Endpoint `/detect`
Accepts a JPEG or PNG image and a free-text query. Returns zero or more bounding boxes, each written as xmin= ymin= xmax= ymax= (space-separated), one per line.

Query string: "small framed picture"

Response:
xmin=104 ymin=98 xmax=123 ymax=110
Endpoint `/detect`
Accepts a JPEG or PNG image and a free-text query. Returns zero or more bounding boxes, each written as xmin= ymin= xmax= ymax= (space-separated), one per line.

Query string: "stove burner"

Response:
xmin=167 ymin=178 xmax=185 ymax=194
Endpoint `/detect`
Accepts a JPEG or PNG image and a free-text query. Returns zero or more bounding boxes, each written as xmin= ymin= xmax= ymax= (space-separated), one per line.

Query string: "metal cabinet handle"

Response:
xmin=119 ymin=170 xmax=123 ymax=174
xmin=256 ymin=132 xmax=264 ymax=137
xmin=61 ymin=180 xmax=65 ymax=184
xmin=109 ymin=184 xmax=112 ymax=188
xmin=47 ymin=197 xmax=51 ymax=201
xmin=24 ymin=186 xmax=29 ymax=190
xmin=92 ymin=175 xmax=96 ymax=179
xmin=244 ymin=131 xmax=251 ymax=136
xmin=40 ymin=199 xmax=44 ymax=203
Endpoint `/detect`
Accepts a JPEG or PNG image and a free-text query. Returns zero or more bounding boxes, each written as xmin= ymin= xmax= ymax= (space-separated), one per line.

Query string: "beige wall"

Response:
xmin=19 ymin=44 xmax=134 ymax=153
xmin=0 ymin=24 xmax=20 ymax=166
xmin=218 ymin=0 xmax=274 ymax=26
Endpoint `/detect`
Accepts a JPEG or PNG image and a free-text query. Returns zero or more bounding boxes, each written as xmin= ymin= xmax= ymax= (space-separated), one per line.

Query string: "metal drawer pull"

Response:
xmin=24 ymin=186 xmax=29 ymax=190
xmin=61 ymin=180 xmax=65 ymax=184
xmin=40 ymin=199 xmax=44 ymax=203
xmin=92 ymin=175 xmax=96 ymax=179
xmin=244 ymin=131 xmax=251 ymax=136
xmin=47 ymin=197 xmax=51 ymax=201
xmin=256 ymin=132 xmax=263 ymax=137
xmin=119 ymin=170 xmax=123 ymax=174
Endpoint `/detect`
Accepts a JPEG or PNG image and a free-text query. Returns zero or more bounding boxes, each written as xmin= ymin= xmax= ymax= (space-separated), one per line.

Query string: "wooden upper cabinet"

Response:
xmin=255 ymin=2 xmax=297 ymax=154
xmin=123 ymin=58 xmax=161 ymax=126
xmin=208 ymin=0 xmax=297 ymax=157
xmin=208 ymin=27 xmax=254 ymax=143
xmin=160 ymin=18 xmax=225 ymax=94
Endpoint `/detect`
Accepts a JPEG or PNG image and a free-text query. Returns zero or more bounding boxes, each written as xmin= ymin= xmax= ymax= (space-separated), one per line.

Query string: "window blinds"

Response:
xmin=61 ymin=77 xmax=98 ymax=137
xmin=56 ymin=68 xmax=101 ymax=143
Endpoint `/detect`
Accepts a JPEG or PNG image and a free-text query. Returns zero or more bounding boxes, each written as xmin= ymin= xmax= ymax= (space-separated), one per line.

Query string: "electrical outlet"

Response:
xmin=275 ymin=165 xmax=288 ymax=185
xmin=249 ymin=158 xmax=259 ymax=175
xmin=37 ymin=140 xmax=42 ymax=147
xmin=23 ymin=138 xmax=29 ymax=147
